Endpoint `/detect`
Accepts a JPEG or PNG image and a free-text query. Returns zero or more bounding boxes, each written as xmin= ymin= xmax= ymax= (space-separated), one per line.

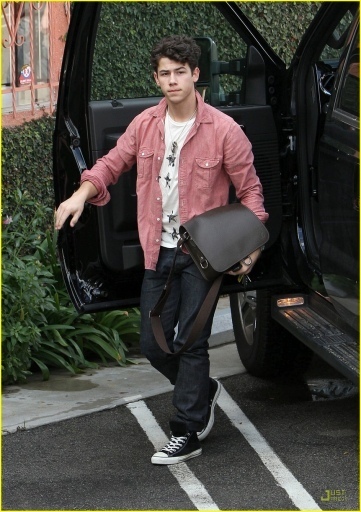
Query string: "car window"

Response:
xmin=319 ymin=10 xmax=355 ymax=63
xmin=337 ymin=30 xmax=359 ymax=118
xmin=90 ymin=2 xmax=247 ymax=103
xmin=311 ymin=9 xmax=358 ymax=116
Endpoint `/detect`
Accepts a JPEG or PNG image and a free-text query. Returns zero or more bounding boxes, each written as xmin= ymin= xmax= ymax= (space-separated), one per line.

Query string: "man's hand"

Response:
xmin=54 ymin=181 xmax=98 ymax=230
xmin=55 ymin=195 xmax=85 ymax=230
xmin=227 ymin=247 xmax=262 ymax=276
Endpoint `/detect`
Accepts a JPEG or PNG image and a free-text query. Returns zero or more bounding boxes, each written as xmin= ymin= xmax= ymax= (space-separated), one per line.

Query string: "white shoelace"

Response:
xmin=162 ymin=435 xmax=188 ymax=454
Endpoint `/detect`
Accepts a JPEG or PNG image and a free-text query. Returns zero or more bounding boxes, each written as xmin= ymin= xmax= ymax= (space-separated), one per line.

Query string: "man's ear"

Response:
xmin=154 ymin=71 xmax=160 ymax=86
xmin=192 ymin=67 xmax=200 ymax=83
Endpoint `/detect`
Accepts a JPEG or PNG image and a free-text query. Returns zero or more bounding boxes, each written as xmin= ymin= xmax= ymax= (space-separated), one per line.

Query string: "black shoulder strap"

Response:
xmin=149 ymin=240 xmax=222 ymax=356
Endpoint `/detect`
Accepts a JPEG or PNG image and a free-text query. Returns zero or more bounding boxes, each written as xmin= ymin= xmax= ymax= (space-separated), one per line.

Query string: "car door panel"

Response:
xmin=88 ymin=98 xmax=161 ymax=160
xmin=316 ymin=22 xmax=359 ymax=328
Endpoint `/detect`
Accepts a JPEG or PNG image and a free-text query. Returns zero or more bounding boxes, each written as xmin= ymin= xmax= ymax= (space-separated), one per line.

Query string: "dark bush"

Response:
xmin=2 ymin=114 xmax=55 ymax=232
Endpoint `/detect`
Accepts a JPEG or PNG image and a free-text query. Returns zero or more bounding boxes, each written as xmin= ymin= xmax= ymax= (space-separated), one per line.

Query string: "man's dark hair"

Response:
xmin=150 ymin=35 xmax=201 ymax=73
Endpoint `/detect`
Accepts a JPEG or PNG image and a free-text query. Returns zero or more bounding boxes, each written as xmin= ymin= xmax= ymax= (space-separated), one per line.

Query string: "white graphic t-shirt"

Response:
xmin=160 ymin=112 xmax=195 ymax=248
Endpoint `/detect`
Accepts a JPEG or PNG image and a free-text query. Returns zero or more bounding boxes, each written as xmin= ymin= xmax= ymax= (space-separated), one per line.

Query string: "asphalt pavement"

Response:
xmin=3 ymin=298 xmax=358 ymax=511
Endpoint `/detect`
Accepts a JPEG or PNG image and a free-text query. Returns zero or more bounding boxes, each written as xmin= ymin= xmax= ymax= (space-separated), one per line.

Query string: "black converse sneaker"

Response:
xmin=151 ymin=432 xmax=202 ymax=465
xmin=197 ymin=378 xmax=222 ymax=441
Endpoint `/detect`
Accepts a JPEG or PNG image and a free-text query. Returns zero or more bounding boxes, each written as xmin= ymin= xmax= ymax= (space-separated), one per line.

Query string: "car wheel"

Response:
xmin=230 ymin=289 xmax=313 ymax=379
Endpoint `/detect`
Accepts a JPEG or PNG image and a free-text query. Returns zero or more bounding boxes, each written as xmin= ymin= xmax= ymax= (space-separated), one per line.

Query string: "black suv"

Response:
xmin=53 ymin=2 xmax=359 ymax=384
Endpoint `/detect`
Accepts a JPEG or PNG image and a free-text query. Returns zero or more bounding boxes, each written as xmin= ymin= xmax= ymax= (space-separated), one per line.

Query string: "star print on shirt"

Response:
xmin=167 ymin=211 xmax=177 ymax=223
xmin=171 ymin=228 xmax=179 ymax=240
xmin=164 ymin=173 xmax=171 ymax=189
xmin=166 ymin=154 xmax=176 ymax=167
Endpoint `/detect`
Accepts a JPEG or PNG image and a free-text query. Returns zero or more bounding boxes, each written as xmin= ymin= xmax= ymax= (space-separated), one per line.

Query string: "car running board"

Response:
xmin=271 ymin=293 xmax=359 ymax=385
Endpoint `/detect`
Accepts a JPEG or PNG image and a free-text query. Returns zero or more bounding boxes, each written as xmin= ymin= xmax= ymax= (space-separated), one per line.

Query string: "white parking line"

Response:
xmin=127 ymin=400 xmax=219 ymax=510
xmin=217 ymin=388 xmax=321 ymax=510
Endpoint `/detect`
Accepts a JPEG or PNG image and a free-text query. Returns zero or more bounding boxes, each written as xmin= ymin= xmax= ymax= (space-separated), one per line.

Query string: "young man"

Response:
xmin=55 ymin=35 xmax=268 ymax=465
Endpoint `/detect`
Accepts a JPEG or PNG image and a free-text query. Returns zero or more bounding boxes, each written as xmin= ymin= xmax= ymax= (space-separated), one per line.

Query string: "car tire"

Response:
xmin=230 ymin=289 xmax=313 ymax=379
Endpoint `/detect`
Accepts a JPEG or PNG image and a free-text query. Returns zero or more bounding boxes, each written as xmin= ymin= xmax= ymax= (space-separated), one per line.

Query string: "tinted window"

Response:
xmin=338 ymin=30 xmax=359 ymax=117
xmin=319 ymin=10 xmax=354 ymax=62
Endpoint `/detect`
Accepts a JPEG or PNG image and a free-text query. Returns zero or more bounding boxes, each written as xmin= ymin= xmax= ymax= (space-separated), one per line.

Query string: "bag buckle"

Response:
xmin=200 ymin=256 xmax=209 ymax=269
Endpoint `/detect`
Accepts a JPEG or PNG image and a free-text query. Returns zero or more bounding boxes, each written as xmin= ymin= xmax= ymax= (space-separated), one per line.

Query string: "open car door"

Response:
xmin=53 ymin=1 xmax=286 ymax=313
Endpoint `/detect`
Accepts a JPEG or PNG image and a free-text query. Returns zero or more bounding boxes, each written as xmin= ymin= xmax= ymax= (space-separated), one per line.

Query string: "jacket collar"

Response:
xmin=152 ymin=90 xmax=212 ymax=124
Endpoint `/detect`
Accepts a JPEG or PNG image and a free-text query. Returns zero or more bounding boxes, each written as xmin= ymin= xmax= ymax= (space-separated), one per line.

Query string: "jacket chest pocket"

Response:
xmin=195 ymin=158 xmax=220 ymax=188
xmin=138 ymin=149 xmax=154 ymax=178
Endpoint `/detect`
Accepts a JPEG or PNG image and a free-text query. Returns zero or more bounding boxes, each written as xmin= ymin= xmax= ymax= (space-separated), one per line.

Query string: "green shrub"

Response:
xmin=2 ymin=190 xmax=56 ymax=382
xmin=2 ymin=190 xmax=140 ymax=384
xmin=1 ymin=114 xmax=55 ymax=233
xmin=240 ymin=2 xmax=321 ymax=65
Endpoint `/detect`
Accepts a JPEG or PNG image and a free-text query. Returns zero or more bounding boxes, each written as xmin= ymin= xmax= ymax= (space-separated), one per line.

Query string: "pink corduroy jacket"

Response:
xmin=81 ymin=91 xmax=268 ymax=270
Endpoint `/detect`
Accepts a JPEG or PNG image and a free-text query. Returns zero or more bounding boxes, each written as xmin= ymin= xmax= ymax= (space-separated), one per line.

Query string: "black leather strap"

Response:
xmin=149 ymin=240 xmax=222 ymax=356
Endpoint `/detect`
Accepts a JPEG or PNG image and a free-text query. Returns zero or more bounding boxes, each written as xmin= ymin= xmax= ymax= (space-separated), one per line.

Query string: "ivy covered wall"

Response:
xmin=91 ymin=1 xmax=321 ymax=100
xmin=2 ymin=115 xmax=55 ymax=229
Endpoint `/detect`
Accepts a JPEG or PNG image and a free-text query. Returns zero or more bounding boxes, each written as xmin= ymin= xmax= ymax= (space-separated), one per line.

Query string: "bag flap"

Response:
xmin=180 ymin=204 xmax=269 ymax=273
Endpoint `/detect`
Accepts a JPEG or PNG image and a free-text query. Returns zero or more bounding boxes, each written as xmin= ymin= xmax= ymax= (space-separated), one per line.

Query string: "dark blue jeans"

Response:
xmin=140 ymin=246 xmax=216 ymax=433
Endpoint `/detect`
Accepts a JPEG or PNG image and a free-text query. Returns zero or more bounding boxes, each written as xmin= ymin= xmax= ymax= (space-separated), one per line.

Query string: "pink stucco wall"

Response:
xmin=2 ymin=3 xmax=69 ymax=128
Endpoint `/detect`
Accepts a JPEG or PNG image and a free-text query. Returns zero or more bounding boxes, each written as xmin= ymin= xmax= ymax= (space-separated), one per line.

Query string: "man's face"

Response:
xmin=154 ymin=58 xmax=199 ymax=105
